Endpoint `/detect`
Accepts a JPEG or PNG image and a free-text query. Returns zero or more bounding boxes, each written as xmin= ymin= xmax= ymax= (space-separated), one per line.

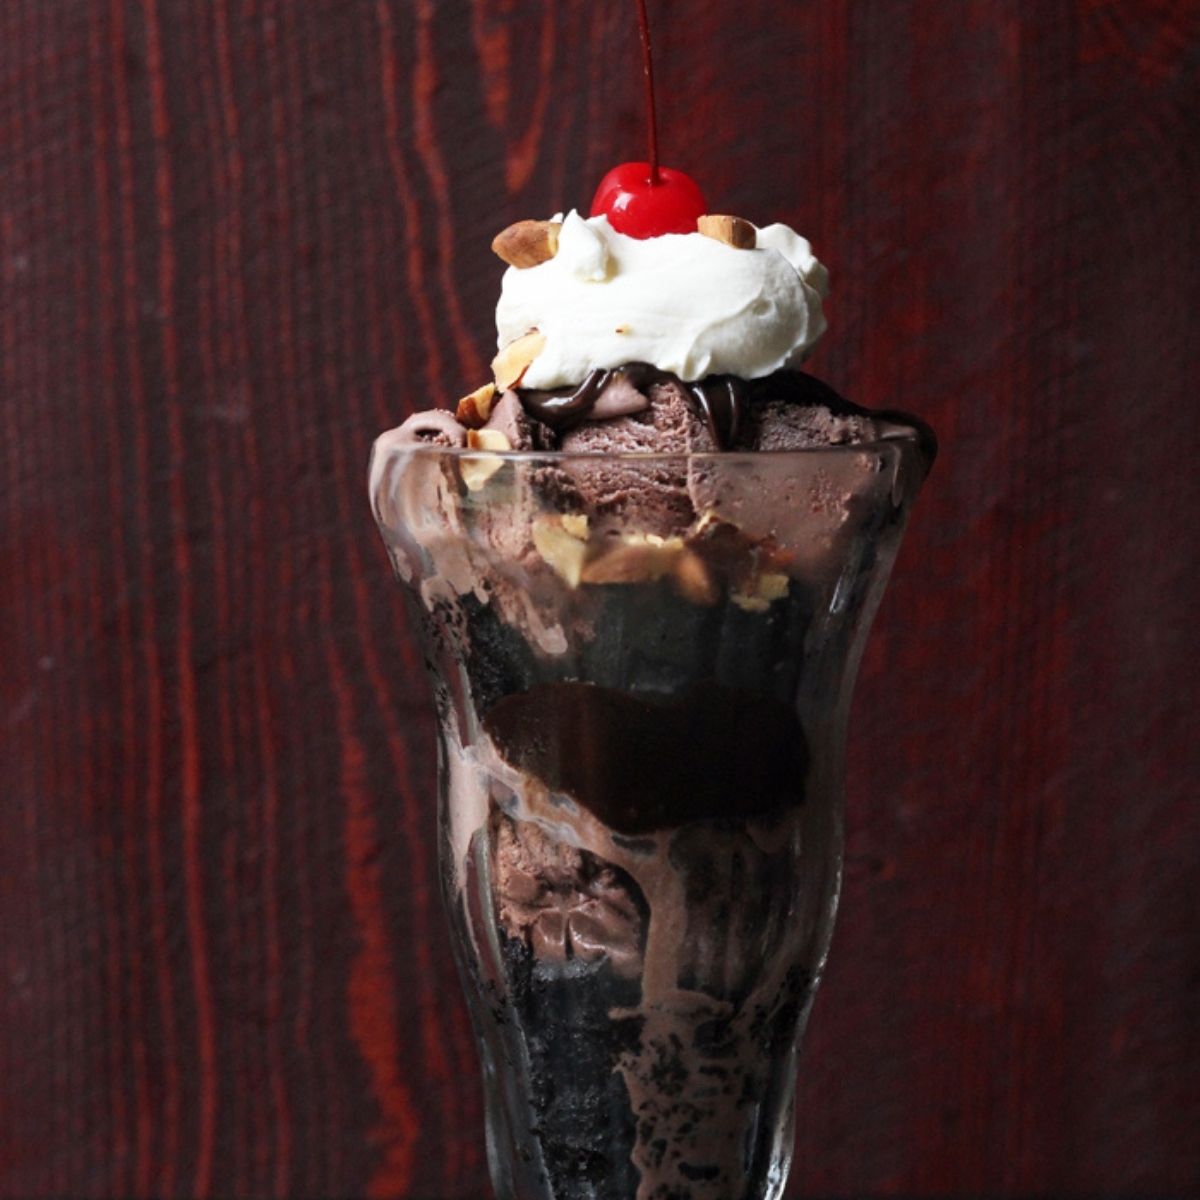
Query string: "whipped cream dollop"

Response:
xmin=496 ymin=211 xmax=829 ymax=389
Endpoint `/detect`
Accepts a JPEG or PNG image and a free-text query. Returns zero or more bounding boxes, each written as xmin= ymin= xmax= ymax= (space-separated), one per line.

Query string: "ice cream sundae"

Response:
xmin=369 ymin=3 xmax=932 ymax=1196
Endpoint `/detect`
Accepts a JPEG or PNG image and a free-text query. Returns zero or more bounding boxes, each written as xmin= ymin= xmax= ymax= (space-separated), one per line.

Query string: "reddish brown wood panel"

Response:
xmin=2 ymin=1 xmax=1198 ymax=1197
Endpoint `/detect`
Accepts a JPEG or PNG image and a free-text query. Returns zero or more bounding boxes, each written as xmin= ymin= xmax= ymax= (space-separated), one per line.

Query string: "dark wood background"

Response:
xmin=2 ymin=1 xmax=1198 ymax=1196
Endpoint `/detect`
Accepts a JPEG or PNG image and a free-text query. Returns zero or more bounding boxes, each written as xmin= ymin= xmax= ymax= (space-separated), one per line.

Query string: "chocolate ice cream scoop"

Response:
xmin=492 ymin=810 xmax=648 ymax=978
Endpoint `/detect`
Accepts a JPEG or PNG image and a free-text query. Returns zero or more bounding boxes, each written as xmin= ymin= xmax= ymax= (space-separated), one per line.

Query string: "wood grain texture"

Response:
xmin=1 ymin=1 xmax=1197 ymax=1196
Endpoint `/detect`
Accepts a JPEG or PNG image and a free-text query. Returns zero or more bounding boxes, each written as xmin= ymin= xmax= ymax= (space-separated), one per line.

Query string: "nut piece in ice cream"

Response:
xmin=733 ymin=571 xmax=791 ymax=613
xmin=560 ymin=513 xmax=589 ymax=540
xmin=491 ymin=220 xmax=562 ymax=269
xmin=455 ymin=382 xmax=497 ymax=429
xmin=580 ymin=532 xmax=720 ymax=604
xmin=697 ymin=214 xmax=757 ymax=249
xmin=673 ymin=548 xmax=719 ymax=605
xmin=460 ymin=428 xmax=511 ymax=492
xmin=492 ymin=330 xmax=546 ymax=391
xmin=533 ymin=515 xmax=589 ymax=586
xmin=581 ymin=533 xmax=686 ymax=585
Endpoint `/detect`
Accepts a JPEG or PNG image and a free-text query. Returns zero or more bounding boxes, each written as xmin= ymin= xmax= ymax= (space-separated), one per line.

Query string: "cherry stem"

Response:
xmin=635 ymin=0 xmax=661 ymax=185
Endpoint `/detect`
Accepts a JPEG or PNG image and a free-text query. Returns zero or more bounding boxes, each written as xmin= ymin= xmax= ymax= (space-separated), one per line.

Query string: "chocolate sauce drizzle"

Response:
xmin=521 ymin=364 xmax=660 ymax=432
xmin=515 ymin=365 xmax=935 ymax=463
xmin=520 ymin=363 xmax=750 ymax=450
xmin=687 ymin=376 xmax=747 ymax=449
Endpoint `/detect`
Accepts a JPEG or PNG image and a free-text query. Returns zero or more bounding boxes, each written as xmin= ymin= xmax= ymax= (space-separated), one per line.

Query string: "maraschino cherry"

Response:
xmin=590 ymin=0 xmax=706 ymax=238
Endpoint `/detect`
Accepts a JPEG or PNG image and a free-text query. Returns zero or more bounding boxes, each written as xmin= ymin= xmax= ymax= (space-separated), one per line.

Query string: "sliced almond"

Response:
xmin=581 ymin=534 xmax=685 ymax=585
xmin=757 ymin=572 xmax=790 ymax=602
xmin=731 ymin=592 xmax=770 ymax=614
xmin=455 ymin=382 xmax=497 ymax=429
xmin=467 ymin=428 xmax=510 ymax=451
xmin=533 ymin=517 xmax=588 ymax=587
xmin=492 ymin=220 xmax=562 ymax=269
xmin=460 ymin=428 xmax=511 ymax=492
xmin=492 ymin=330 xmax=546 ymax=391
xmin=732 ymin=570 xmax=790 ymax=612
xmin=560 ymin=513 xmax=589 ymax=541
xmin=673 ymin=550 xmax=718 ymax=605
xmin=698 ymin=214 xmax=757 ymax=250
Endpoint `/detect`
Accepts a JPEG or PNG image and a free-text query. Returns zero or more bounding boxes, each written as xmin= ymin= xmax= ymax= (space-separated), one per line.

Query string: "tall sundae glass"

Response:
xmin=370 ymin=196 xmax=932 ymax=1197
